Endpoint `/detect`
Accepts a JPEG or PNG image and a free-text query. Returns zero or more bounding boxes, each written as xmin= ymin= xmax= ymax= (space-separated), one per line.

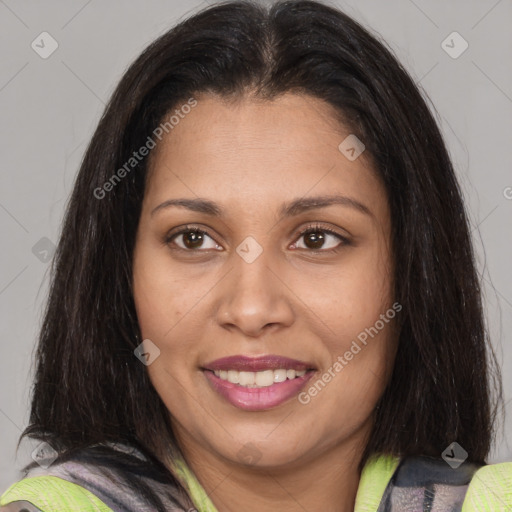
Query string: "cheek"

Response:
xmin=133 ymin=243 xmax=202 ymax=340
xmin=292 ymin=241 xmax=395 ymax=413
xmin=298 ymin=319 xmax=396 ymax=444
xmin=293 ymin=244 xmax=392 ymax=348
xmin=132 ymin=242 xmax=219 ymax=394
xmin=132 ymin=252 xmax=201 ymax=417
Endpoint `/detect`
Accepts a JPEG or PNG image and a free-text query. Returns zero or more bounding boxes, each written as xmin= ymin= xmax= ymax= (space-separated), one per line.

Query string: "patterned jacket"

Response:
xmin=1 ymin=443 xmax=511 ymax=511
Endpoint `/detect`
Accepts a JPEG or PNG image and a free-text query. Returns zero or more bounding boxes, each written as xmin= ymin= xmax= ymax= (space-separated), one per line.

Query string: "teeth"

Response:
xmin=255 ymin=370 xmax=274 ymax=387
xmin=227 ymin=370 xmax=239 ymax=384
xmin=239 ymin=371 xmax=255 ymax=386
xmin=274 ymin=369 xmax=287 ymax=383
xmin=212 ymin=368 xmax=307 ymax=387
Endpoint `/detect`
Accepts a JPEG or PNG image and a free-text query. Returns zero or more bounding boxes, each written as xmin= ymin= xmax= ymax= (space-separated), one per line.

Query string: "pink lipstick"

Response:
xmin=202 ymin=355 xmax=316 ymax=411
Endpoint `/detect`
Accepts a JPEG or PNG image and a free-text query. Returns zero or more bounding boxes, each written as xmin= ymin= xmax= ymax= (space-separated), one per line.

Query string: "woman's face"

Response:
xmin=133 ymin=93 xmax=398 ymax=469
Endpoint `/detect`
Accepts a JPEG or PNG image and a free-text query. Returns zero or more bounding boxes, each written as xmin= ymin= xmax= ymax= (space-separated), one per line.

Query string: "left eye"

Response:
xmin=292 ymin=227 xmax=347 ymax=251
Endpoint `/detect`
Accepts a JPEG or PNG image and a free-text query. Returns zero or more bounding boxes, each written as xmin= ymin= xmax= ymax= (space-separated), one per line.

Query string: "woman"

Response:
xmin=1 ymin=1 xmax=510 ymax=511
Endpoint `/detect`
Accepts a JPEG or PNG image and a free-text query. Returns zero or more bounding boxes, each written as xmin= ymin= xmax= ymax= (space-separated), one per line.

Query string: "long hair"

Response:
xmin=20 ymin=0 xmax=502 ymax=509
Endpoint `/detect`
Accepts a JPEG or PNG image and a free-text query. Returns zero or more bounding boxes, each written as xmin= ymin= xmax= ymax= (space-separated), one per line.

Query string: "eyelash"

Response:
xmin=164 ymin=223 xmax=350 ymax=254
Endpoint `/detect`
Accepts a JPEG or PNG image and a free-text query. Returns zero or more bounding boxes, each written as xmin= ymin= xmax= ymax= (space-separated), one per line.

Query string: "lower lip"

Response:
xmin=203 ymin=370 xmax=315 ymax=411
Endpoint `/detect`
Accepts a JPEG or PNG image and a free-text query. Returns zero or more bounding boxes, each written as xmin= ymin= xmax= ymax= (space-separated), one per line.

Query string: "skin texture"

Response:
xmin=132 ymin=93 xmax=398 ymax=512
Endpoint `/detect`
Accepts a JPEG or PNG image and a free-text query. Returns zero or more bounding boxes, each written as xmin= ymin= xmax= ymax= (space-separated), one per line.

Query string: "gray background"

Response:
xmin=1 ymin=0 xmax=511 ymax=492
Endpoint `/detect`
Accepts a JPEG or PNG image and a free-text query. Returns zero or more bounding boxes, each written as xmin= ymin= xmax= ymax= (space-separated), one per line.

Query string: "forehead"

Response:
xmin=144 ymin=93 xmax=385 ymax=217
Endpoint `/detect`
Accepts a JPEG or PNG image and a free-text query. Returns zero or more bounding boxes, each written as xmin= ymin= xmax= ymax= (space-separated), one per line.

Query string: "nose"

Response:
xmin=215 ymin=243 xmax=295 ymax=338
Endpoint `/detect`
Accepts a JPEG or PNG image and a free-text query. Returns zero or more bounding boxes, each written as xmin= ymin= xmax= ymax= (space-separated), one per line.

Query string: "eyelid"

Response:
xmin=164 ymin=224 xmax=221 ymax=250
xmin=291 ymin=222 xmax=351 ymax=250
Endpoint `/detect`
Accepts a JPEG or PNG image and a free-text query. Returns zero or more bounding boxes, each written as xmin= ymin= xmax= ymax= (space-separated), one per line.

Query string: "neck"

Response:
xmin=176 ymin=431 xmax=369 ymax=512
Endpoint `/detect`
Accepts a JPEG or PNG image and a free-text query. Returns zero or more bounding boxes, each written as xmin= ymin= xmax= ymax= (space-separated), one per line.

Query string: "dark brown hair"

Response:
xmin=20 ymin=1 xmax=502 ymax=510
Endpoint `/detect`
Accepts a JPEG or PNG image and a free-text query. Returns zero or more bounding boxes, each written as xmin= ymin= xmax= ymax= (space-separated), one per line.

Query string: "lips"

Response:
xmin=201 ymin=355 xmax=317 ymax=411
xmin=203 ymin=369 xmax=315 ymax=411
xmin=202 ymin=354 xmax=316 ymax=372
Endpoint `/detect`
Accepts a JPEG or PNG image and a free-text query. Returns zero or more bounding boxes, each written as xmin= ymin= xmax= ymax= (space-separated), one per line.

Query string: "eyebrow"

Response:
xmin=150 ymin=194 xmax=373 ymax=218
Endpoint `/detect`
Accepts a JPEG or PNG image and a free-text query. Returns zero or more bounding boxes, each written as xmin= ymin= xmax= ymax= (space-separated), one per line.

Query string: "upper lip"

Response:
xmin=202 ymin=355 xmax=316 ymax=372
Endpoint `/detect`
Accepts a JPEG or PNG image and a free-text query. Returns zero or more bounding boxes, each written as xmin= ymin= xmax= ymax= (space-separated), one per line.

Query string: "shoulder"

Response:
xmin=357 ymin=453 xmax=512 ymax=512
xmin=462 ymin=460 xmax=512 ymax=511
xmin=0 ymin=475 xmax=112 ymax=512
xmin=0 ymin=443 xmax=189 ymax=512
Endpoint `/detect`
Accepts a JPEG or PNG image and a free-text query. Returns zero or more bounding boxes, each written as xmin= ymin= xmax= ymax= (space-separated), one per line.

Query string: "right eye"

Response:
xmin=165 ymin=225 xmax=223 ymax=251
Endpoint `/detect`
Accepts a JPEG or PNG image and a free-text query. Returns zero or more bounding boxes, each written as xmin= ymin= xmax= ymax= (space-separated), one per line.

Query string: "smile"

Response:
xmin=212 ymin=368 xmax=307 ymax=387
xmin=203 ymin=369 xmax=315 ymax=411
xmin=202 ymin=354 xmax=317 ymax=411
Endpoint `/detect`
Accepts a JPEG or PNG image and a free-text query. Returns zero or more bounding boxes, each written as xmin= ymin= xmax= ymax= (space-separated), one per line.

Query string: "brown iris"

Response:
xmin=303 ymin=230 xmax=325 ymax=250
xmin=183 ymin=230 xmax=205 ymax=249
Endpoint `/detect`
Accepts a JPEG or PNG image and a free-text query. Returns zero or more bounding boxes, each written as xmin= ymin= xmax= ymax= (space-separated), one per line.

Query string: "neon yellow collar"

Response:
xmin=171 ymin=453 xmax=400 ymax=512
